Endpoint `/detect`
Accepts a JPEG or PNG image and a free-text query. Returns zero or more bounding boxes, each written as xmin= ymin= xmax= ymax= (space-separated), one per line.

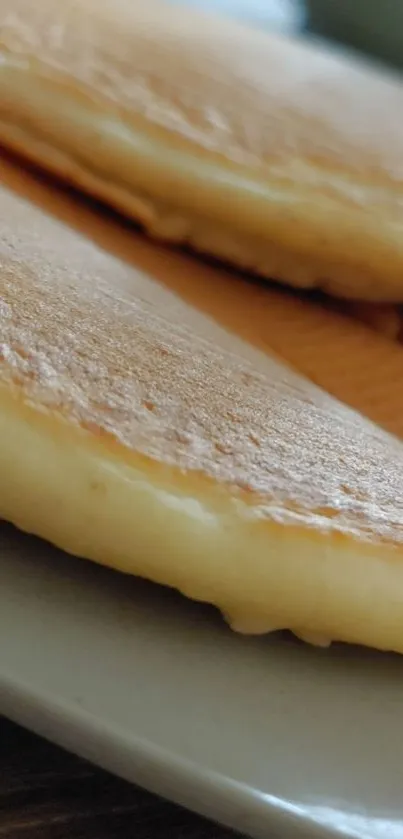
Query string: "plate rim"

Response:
xmin=0 ymin=668 xmax=342 ymax=839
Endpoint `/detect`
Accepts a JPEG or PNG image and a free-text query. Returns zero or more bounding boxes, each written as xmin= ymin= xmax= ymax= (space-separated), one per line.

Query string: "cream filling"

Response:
xmin=0 ymin=56 xmax=401 ymax=299
xmin=2 ymin=385 xmax=403 ymax=653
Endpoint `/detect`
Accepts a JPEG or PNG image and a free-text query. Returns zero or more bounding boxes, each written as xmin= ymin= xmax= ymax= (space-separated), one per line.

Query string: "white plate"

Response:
xmin=1 ymin=523 xmax=403 ymax=839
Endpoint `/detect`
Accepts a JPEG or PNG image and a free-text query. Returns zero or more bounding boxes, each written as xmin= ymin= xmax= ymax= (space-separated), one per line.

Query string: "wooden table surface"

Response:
xmin=1 ymin=718 xmax=244 ymax=838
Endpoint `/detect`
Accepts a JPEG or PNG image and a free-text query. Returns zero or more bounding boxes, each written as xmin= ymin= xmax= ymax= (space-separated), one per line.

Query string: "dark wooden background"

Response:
xmin=1 ymin=718 xmax=244 ymax=838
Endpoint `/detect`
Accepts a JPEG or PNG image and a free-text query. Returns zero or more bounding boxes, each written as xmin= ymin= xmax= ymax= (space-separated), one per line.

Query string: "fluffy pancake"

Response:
xmin=1 ymin=0 xmax=403 ymax=301
xmin=2 ymin=158 xmax=403 ymax=653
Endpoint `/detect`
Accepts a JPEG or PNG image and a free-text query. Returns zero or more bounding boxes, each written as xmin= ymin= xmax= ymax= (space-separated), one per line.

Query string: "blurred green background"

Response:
xmin=308 ymin=0 xmax=403 ymax=72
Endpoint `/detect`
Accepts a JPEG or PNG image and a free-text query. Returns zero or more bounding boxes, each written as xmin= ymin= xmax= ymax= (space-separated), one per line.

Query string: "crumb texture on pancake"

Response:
xmin=3 ymin=172 xmax=403 ymax=653
xmin=1 ymin=0 xmax=403 ymax=298
xmin=2 ymin=181 xmax=403 ymax=544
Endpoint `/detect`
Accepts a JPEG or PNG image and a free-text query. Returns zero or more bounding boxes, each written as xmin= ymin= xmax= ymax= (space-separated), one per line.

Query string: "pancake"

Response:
xmin=2 ymin=158 xmax=403 ymax=653
xmin=1 ymin=0 xmax=403 ymax=301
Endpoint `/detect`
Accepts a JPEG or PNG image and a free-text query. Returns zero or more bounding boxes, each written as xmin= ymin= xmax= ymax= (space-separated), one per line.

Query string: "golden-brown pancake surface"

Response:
xmin=3 ymin=157 xmax=403 ymax=652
